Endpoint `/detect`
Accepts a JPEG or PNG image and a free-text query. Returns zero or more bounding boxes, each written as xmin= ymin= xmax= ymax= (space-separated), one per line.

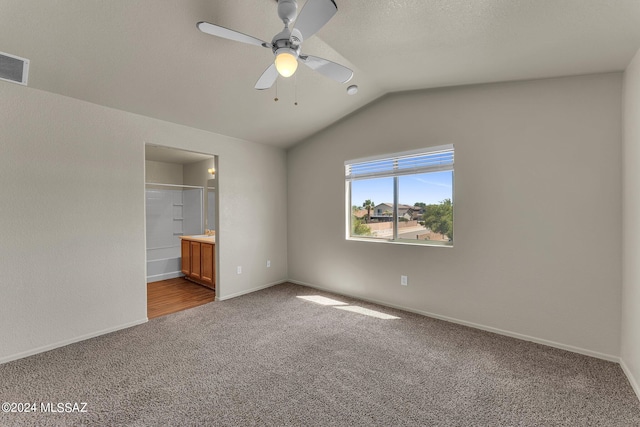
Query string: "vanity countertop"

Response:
xmin=179 ymin=235 xmax=215 ymax=244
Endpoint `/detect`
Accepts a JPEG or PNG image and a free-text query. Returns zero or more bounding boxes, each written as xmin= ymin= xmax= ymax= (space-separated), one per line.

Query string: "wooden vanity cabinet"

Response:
xmin=200 ymin=243 xmax=215 ymax=287
xmin=190 ymin=241 xmax=201 ymax=280
xmin=180 ymin=236 xmax=215 ymax=290
xmin=181 ymin=239 xmax=190 ymax=276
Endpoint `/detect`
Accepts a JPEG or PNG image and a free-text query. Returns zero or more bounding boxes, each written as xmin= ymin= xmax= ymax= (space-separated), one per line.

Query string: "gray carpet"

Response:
xmin=1 ymin=282 xmax=639 ymax=426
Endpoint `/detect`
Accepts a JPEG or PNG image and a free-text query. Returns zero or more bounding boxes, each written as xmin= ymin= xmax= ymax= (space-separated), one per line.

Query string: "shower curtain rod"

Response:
xmin=145 ymin=182 xmax=204 ymax=190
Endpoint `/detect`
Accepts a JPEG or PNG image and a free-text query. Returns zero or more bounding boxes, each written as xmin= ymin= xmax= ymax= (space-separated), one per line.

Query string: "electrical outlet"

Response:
xmin=237 ymin=266 xmax=242 ymax=274
xmin=266 ymin=260 xmax=271 ymax=268
xmin=401 ymin=275 xmax=408 ymax=286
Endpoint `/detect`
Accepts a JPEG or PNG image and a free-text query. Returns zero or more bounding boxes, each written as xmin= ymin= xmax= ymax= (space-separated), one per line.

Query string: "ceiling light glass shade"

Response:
xmin=275 ymin=51 xmax=298 ymax=77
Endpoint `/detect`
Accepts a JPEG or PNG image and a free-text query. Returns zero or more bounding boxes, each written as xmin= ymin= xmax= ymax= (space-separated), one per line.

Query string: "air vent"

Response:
xmin=0 ymin=52 xmax=29 ymax=85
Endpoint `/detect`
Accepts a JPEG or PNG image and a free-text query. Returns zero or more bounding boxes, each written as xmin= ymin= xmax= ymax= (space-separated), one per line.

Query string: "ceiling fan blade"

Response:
xmin=255 ymin=63 xmax=279 ymax=90
xmin=292 ymin=0 xmax=337 ymax=41
xmin=299 ymin=54 xmax=353 ymax=84
xmin=197 ymin=21 xmax=271 ymax=48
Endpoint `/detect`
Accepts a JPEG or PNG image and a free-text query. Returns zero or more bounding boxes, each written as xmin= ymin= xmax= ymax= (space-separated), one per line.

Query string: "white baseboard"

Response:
xmin=620 ymin=358 xmax=640 ymax=402
xmin=288 ymin=279 xmax=620 ymax=363
xmin=218 ymin=280 xmax=286 ymax=301
xmin=0 ymin=318 xmax=148 ymax=365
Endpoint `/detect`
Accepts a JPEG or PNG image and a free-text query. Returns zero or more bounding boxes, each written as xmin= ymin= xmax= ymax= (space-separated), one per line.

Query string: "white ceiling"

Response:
xmin=2 ymin=0 xmax=640 ymax=149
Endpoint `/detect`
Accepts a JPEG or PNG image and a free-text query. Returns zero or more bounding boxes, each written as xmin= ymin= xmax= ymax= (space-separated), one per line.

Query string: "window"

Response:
xmin=345 ymin=145 xmax=454 ymax=246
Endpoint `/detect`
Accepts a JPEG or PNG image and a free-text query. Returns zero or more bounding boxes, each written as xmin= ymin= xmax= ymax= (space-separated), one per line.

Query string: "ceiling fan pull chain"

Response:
xmin=294 ymin=73 xmax=298 ymax=106
xmin=274 ymin=79 xmax=279 ymax=102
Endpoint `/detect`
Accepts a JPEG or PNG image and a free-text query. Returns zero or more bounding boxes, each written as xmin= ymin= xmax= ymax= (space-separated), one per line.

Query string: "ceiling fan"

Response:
xmin=197 ymin=0 xmax=353 ymax=90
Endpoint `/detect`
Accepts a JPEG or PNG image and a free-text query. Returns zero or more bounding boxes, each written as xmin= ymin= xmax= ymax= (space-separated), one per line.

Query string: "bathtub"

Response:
xmin=146 ymin=245 xmax=183 ymax=283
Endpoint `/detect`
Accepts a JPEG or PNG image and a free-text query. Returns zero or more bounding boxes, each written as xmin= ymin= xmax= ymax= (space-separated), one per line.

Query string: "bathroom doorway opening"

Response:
xmin=144 ymin=144 xmax=218 ymax=319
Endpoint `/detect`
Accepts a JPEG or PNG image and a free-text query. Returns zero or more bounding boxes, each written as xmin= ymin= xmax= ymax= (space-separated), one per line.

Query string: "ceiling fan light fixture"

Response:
xmin=275 ymin=49 xmax=298 ymax=78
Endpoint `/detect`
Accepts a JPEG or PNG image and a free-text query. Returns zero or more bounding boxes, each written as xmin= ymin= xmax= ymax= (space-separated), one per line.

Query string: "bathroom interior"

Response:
xmin=144 ymin=144 xmax=218 ymax=318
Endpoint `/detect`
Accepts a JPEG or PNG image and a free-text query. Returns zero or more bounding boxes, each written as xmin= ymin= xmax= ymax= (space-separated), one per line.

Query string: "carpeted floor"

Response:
xmin=1 ymin=282 xmax=639 ymax=426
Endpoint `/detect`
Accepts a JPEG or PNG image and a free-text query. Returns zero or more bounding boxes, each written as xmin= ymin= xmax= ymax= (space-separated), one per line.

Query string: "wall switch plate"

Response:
xmin=401 ymin=275 xmax=408 ymax=286
xmin=237 ymin=266 xmax=242 ymax=274
xmin=266 ymin=260 xmax=271 ymax=268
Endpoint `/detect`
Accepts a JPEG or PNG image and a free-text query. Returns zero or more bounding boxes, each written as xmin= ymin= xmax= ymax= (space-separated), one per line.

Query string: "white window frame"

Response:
xmin=345 ymin=144 xmax=454 ymax=246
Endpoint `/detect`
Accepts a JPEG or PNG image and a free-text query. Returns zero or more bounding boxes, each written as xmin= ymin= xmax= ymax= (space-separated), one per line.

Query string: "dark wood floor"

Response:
xmin=147 ymin=277 xmax=215 ymax=319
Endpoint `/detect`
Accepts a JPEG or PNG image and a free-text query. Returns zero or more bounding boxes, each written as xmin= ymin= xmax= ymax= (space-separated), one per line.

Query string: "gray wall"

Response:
xmin=623 ymin=48 xmax=640 ymax=397
xmin=287 ymin=73 xmax=622 ymax=359
xmin=0 ymin=82 xmax=288 ymax=363
xmin=145 ymin=160 xmax=183 ymax=185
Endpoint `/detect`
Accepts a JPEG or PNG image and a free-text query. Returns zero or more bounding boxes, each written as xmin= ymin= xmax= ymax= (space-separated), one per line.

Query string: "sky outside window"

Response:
xmin=351 ymin=176 xmax=393 ymax=208
xmin=351 ymin=171 xmax=453 ymax=207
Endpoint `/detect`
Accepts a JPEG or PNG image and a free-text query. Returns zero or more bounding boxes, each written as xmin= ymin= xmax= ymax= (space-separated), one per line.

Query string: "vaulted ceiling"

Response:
xmin=2 ymin=0 xmax=640 ymax=148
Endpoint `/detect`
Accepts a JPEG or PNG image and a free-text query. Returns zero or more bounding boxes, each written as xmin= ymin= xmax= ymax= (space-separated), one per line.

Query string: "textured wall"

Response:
xmin=0 ymin=82 xmax=287 ymax=363
xmin=622 ymin=48 xmax=640 ymax=397
xmin=288 ymin=73 xmax=622 ymax=359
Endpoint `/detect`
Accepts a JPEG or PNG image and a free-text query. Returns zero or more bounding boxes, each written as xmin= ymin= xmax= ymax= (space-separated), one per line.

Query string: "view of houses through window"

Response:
xmin=346 ymin=146 xmax=454 ymax=246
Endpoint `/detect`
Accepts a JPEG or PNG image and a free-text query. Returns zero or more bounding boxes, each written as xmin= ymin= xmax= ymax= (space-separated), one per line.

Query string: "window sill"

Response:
xmin=346 ymin=237 xmax=453 ymax=248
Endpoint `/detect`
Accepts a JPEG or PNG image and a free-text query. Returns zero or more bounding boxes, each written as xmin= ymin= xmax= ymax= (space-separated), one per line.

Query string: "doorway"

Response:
xmin=144 ymin=144 xmax=218 ymax=318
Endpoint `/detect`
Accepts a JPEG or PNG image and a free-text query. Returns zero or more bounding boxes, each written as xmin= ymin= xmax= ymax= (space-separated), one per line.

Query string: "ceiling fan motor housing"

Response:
xmin=272 ymin=28 xmax=301 ymax=59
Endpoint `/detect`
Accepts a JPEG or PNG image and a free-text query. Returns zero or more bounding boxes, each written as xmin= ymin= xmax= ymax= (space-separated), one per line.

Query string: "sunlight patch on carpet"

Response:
xmin=297 ymin=295 xmax=400 ymax=319
xmin=297 ymin=295 xmax=348 ymax=306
